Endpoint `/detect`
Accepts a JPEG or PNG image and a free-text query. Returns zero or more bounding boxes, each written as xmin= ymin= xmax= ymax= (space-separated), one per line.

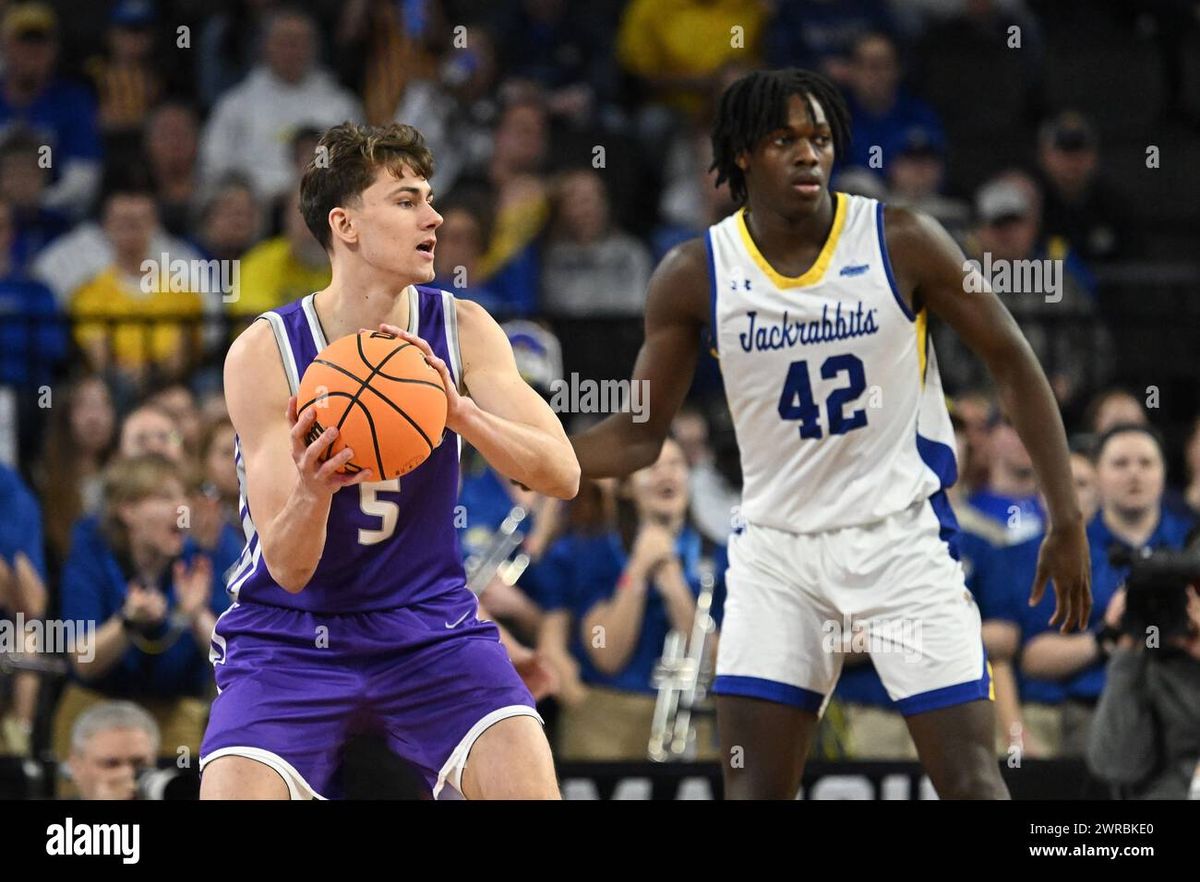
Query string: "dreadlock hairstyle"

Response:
xmin=710 ymin=68 xmax=852 ymax=206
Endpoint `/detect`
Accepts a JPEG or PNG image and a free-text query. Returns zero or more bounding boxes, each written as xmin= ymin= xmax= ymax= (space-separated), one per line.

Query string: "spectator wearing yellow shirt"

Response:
xmin=70 ymin=183 xmax=203 ymax=383
xmin=227 ymin=188 xmax=329 ymax=319
xmin=617 ymin=0 xmax=766 ymax=118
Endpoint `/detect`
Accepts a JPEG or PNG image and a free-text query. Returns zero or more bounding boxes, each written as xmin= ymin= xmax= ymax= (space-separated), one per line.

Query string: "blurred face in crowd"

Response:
xmin=71 ymin=377 xmax=116 ymax=456
xmin=888 ymin=152 xmax=943 ymax=200
xmin=557 ymin=171 xmax=608 ymax=244
xmin=1040 ymin=140 xmax=1097 ymax=200
xmin=70 ymin=727 xmax=156 ymax=801
xmin=493 ymin=103 xmax=547 ymax=175
xmin=977 ymin=212 xmax=1037 ymax=262
xmin=671 ymin=411 xmax=710 ymax=469
xmin=1092 ymin=392 xmax=1146 ymax=434
xmin=264 ymin=13 xmax=315 ymax=84
xmin=3 ymin=30 xmax=58 ymax=93
xmin=103 ymin=193 xmax=157 ymax=264
xmin=150 ymin=385 xmax=201 ymax=452
xmin=630 ymin=438 xmax=690 ymax=524
xmin=433 ymin=207 xmax=483 ymax=281
xmin=146 ymin=105 xmax=198 ymax=172
xmin=204 ymin=421 xmax=239 ymax=499
xmin=120 ymin=407 xmax=184 ymax=462
xmin=955 ymin=395 xmax=994 ymax=476
xmin=336 ymin=165 xmax=442 ymax=284
xmin=203 ymin=185 xmax=259 ymax=257
xmin=1070 ymin=452 xmax=1099 ymax=522
xmin=0 ymin=147 xmax=45 ymax=206
xmin=851 ymin=34 xmax=900 ymax=110
xmin=1096 ymin=431 xmax=1164 ymax=520
xmin=118 ymin=475 xmax=188 ymax=560
xmin=108 ymin=22 xmax=154 ymax=63
xmin=991 ymin=421 xmax=1035 ymax=488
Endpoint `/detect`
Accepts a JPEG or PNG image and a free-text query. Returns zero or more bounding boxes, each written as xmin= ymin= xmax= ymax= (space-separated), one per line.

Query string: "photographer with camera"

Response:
xmin=1021 ymin=424 xmax=1195 ymax=757
xmin=1085 ymin=535 xmax=1200 ymax=798
xmin=67 ymin=700 xmax=158 ymax=800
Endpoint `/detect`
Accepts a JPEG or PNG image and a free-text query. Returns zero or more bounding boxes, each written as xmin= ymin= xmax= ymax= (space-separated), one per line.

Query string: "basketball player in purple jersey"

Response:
xmin=199 ymin=123 xmax=579 ymax=800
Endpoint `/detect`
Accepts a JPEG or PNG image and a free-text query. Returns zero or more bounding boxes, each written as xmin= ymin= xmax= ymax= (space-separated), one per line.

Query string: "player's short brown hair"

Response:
xmin=299 ymin=122 xmax=435 ymax=251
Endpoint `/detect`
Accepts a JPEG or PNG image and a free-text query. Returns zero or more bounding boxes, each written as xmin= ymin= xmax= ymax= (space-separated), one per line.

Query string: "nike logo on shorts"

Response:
xmin=444 ymin=610 xmax=472 ymax=629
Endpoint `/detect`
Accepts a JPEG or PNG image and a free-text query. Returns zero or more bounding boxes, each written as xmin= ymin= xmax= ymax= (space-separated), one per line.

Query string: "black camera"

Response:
xmin=135 ymin=765 xmax=200 ymax=800
xmin=1107 ymin=543 xmax=1200 ymax=642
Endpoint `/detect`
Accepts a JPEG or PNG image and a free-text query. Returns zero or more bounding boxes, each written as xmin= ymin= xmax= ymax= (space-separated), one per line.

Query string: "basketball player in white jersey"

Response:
xmin=572 ymin=69 xmax=1092 ymax=799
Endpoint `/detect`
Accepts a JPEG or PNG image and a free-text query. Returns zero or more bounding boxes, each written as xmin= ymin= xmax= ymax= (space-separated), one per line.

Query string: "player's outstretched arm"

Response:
xmin=384 ymin=300 xmax=580 ymax=499
xmin=225 ymin=322 xmax=373 ymax=593
xmin=885 ymin=206 xmax=1092 ymax=633
xmin=570 ymin=239 xmax=710 ymax=478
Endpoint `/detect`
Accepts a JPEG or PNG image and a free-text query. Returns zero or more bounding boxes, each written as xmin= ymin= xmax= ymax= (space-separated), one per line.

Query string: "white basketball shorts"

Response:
xmin=713 ymin=496 xmax=993 ymax=716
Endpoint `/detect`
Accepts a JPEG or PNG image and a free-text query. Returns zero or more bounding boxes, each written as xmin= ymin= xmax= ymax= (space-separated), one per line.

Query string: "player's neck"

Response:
xmin=743 ymin=193 xmax=834 ymax=253
xmin=316 ymin=269 xmax=418 ymax=340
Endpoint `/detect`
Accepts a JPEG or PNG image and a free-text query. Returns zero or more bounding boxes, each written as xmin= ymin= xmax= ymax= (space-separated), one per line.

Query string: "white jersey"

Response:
xmin=708 ymin=191 xmax=958 ymax=534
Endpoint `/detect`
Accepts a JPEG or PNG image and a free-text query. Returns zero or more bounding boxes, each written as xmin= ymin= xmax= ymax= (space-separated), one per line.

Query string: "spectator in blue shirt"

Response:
xmin=540 ymin=438 xmax=726 ymax=760
xmin=968 ymin=417 xmax=1047 ymax=544
xmin=765 ymin=0 xmax=900 ymax=86
xmin=0 ymin=128 xmax=71 ymax=270
xmin=843 ymin=31 xmax=944 ymax=175
xmin=52 ymin=453 xmax=231 ymax=761
xmin=0 ymin=198 xmax=67 ymax=391
xmin=1021 ymin=424 xmax=1195 ymax=757
xmin=0 ymin=462 xmax=48 ymax=756
xmin=0 ymin=3 xmax=103 ymax=217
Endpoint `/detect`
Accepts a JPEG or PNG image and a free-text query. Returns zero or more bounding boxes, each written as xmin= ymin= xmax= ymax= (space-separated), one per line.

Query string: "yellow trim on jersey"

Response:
xmin=915 ymin=307 xmax=928 ymax=387
xmin=736 ymin=191 xmax=847 ymax=289
xmin=987 ymin=660 xmax=995 ymax=701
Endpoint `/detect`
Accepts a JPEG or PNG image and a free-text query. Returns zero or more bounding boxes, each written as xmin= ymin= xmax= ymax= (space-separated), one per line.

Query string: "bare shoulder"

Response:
xmin=647 ymin=236 xmax=711 ymax=325
xmin=451 ymin=295 xmax=513 ymax=381
xmin=882 ymin=204 xmax=963 ymax=274
xmin=224 ymin=319 xmax=290 ymax=433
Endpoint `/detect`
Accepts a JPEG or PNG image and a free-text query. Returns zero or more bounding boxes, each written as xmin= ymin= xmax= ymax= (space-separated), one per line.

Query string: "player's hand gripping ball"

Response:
xmin=297 ymin=331 xmax=448 ymax=479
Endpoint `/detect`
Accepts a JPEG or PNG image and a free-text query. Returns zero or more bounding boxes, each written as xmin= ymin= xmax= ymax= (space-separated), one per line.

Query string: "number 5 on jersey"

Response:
xmin=778 ymin=354 xmax=869 ymax=439
xmin=358 ymin=478 xmax=402 ymax=545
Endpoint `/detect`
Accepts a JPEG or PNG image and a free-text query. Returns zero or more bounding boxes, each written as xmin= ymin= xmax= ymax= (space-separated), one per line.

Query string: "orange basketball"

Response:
xmin=296 ymin=331 xmax=448 ymax=480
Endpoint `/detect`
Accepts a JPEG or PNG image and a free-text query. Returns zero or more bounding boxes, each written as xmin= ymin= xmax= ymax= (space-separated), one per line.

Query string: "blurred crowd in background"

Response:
xmin=1 ymin=0 xmax=1199 ymax=799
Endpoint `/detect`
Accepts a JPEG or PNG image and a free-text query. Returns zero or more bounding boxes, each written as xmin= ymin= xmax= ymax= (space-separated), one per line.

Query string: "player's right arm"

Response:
xmin=225 ymin=321 xmax=373 ymax=593
xmin=570 ymin=239 xmax=710 ymax=478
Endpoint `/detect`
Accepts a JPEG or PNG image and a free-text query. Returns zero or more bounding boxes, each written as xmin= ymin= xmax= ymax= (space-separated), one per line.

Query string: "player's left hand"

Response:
xmin=1028 ymin=519 xmax=1092 ymax=633
xmin=374 ymin=325 xmax=472 ymax=436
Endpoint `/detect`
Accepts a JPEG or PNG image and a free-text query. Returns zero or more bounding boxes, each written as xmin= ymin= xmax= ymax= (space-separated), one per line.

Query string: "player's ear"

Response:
xmin=735 ymin=151 xmax=749 ymax=172
xmin=328 ymin=206 xmax=355 ymax=246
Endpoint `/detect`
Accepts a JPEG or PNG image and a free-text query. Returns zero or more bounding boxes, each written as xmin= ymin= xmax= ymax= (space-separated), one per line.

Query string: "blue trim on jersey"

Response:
xmin=894 ymin=651 xmax=991 ymax=716
xmin=916 ymin=432 xmax=958 ymax=487
xmin=705 ymin=230 xmax=719 ymax=355
xmin=712 ymin=675 xmax=824 ymax=711
xmin=918 ymin=431 xmax=961 ymax=559
xmin=876 ymin=202 xmax=915 ymax=322
xmin=928 ymin=489 xmax=961 ymax=561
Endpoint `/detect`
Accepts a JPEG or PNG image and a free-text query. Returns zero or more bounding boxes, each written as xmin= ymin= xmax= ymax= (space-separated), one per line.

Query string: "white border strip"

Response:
xmin=200 ymin=745 xmax=325 ymax=800
xmin=301 ymin=293 xmax=329 ymax=351
xmin=260 ymin=312 xmax=300 ymax=395
xmin=433 ymin=705 xmax=544 ymax=799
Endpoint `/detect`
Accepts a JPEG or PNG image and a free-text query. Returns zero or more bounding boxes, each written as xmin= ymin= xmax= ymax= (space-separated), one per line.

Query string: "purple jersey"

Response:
xmin=225 ymin=286 xmax=466 ymax=613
